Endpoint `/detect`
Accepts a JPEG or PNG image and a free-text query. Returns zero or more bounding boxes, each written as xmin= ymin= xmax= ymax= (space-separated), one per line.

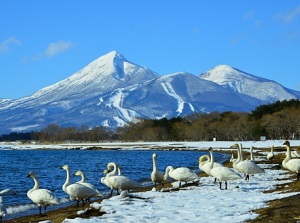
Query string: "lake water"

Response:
xmin=0 ymin=148 xmax=229 ymax=219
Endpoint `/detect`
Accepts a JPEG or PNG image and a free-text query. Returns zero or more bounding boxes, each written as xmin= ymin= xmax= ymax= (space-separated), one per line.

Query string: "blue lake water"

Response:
xmin=0 ymin=148 xmax=229 ymax=219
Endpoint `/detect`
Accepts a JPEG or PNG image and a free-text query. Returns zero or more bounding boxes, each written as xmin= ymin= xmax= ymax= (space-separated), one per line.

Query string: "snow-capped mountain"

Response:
xmin=0 ymin=52 xmax=299 ymax=134
xmin=199 ymin=65 xmax=300 ymax=102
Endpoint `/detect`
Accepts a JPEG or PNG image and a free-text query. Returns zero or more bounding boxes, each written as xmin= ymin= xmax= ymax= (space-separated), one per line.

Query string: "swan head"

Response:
xmin=27 ymin=171 xmax=36 ymax=178
xmin=208 ymin=147 xmax=213 ymax=152
xmin=283 ymin=141 xmax=290 ymax=147
xmin=152 ymin=153 xmax=157 ymax=158
xmin=102 ymin=169 xmax=109 ymax=175
xmin=61 ymin=165 xmax=70 ymax=170
xmin=74 ymin=170 xmax=83 ymax=176
xmin=230 ymin=144 xmax=239 ymax=149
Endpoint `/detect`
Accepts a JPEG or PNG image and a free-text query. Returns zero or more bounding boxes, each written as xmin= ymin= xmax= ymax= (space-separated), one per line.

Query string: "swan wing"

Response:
xmin=79 ymin=182 xmax=102 ymax=197
xmin=151 ymin=170 xmax=164 ymax=183
xmin=110 ymin=176 xmax=142 ymax=190
xmin=28 ymin=189 xmax=59 ymax=205
xmin=0 ymin=197 xmax=7 ymax=216
xmin=236 ymin=160 xmax=265 ymax=174
xmin=211 ymin=166 xmax=242 ymax=181
xmin=171 ymin=167 xmax=198 ymax=182
xmin=66 ymin=183 xmax=99 ymax=200
xmin=0 ymin=188 xmax=17 ymax=196
xmin=286 ymin=159 xmax=300 ymax=172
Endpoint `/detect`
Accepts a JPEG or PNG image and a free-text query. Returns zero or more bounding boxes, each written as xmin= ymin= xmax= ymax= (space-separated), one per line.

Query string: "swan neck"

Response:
xmin=285 ymin=145 xmax=292 ymax=160
xmin=63 ymin=168 xmax=71 ymax=189
xmin=107 ymin=162 xmax=117 ymax=177
xmin=32 ymin=175 xmax=40 ymax=190
xmin=235 ymin=146 xmax=241 ymax=163
xmin=209 ymin=150 xmax=214 ymax=168
xmin=239 ymin=144 xmax=244 ymax=161
xmin=250 ymin=147 xmax=254 ymax=160
xmin=152 ymin=156 xmax=157 ymax=170
xmin=81 ymin=173 xmax=86 ymax=182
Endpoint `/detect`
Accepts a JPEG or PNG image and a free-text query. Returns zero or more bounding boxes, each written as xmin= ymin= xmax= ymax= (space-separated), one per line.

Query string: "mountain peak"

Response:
xmin=213 ymin=64 xmax=235 ymax=72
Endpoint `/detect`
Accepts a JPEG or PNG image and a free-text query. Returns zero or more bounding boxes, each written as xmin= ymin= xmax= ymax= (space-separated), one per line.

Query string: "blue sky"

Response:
xmin=1 ymin=1 xmax=300 ymax=99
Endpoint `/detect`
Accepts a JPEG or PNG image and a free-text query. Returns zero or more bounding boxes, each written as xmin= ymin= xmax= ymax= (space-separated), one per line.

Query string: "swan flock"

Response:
xmin=3 ymin=141 xmax=295 ymax=220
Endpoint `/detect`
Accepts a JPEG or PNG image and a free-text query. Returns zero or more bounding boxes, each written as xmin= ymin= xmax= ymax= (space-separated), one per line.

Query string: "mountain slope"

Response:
xmin=0 ymin=52 xmax=299 ymax=134
xmin=199 ymin=65 xmax=298 ymax=103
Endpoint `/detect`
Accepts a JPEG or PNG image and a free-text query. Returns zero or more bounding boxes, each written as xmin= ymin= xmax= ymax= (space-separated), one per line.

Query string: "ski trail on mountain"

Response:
xmin=108 ymin=88 xmax=138 ymax=121
xmin=160 ymin=80 xmax=184 ymax=114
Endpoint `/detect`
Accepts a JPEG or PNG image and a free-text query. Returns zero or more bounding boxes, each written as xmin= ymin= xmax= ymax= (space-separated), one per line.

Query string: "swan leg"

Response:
xmin=245 ymin=174 xmax=249 ymax=180
xmin=214 ymin=178 xmax=217 ymax=184
xmin=297 ymin=173 xmax=300 ymax=180
xmin=219 ymin=181 xmax=223 ymax=190
xmin=225 ymin=182 xmax=228 ymax=190
xmin=39 ymin=206 xmax=42 ymax=215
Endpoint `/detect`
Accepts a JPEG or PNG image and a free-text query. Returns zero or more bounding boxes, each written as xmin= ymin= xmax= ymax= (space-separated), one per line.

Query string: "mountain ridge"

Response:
xmin=0 ymin=51 xmax=299 ymax=134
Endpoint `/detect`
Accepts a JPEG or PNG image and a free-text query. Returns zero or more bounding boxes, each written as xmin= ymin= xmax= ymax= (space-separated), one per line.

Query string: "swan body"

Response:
xmin=104 ymin=162 xmax=142 ymax=195
xmin=282 ymin=141 xmax=300 ymax=180
xmin=61 ymin=165 xmax=101 ymax=206
xmin=0 ymin=188 xmax=18 ymax=196
xmin=151 ymin=153 xmax=164 ymax=188
xmin=267 ymin=146 xmax=275 ymax=160
xmin=74 ymin=170 xmax=102 ymax=198
xmin=0 ymin=196 xmax=7 ymax=221
xmin=164 ymin=166 xmax=199 ymax=187
xmin=27 ymin=172 xmax=59 ymax=215
xmin=208 ymin=147 xmax=242 ymax=190
xmin=231 ymin=143 xmax=264 ymax=180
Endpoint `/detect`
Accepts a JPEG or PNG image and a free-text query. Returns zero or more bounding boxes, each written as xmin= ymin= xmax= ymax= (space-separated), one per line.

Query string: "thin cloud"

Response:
xmin=30 ymin=40 xmax=74 ymax=61
xmin=231 ymin=33 xmax=247 ymax=45
xmin=192 ymin=28 xmax=200 ymax=33
xmin=45 ymin=40 xmax=74 ymax=57
xmin=0 ymin=36 xmax=21 ymax=54
xmin=243 ymin=11 xmax=255 ymax=20
xmin=254 ymin=20 xmax=262 ymax=28
xmin=276 ymin=5 xmax=300 ymax=23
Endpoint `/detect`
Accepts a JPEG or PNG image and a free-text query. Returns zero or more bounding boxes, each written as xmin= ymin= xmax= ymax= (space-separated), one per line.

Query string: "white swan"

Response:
xmin=104 ymin=162 xmax=142 ymax=195
xmin=0 ymin=188 xmax=18 ymax=196
xmin=231 ymin=143 xmax=265 ymax=180
xmin=163 ymin=165 xmax=199 ymax=187
xmin=61 ymin=165 xmax=101 ymax=206
xmin=267 ymin=146 xmax=275 ymax=160
xmin=151 ymin=153 xmax=164 ymax=188
xmin=0 ymin=196 xmax=7 ymax=222
xmin=27 ymin=172 xmax=59 ymax=215
xmin=199 ymin=153 xmax=223 ymax=183
xmin=74 ymin=170 xmax=102 ymax=200
xmin=101 ymin=164 xmax=122 ymax=195
xmin=208 ymin=147 xmax=242 ymax=190
xmin=282 ymin=141 xmax=300 ymax=180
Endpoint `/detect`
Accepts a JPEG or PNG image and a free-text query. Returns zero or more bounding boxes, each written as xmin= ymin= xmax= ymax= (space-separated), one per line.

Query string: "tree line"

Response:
xmin=1 ymin=99 xmax=300 ymax=143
